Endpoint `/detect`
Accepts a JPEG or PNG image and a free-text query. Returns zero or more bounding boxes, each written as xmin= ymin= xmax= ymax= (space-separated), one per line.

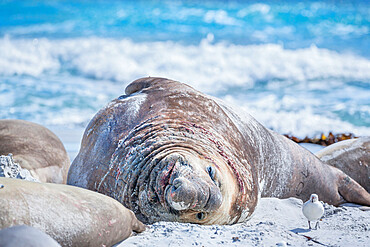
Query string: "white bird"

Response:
xmin=302 ymin=194 xmax=324 ymax=230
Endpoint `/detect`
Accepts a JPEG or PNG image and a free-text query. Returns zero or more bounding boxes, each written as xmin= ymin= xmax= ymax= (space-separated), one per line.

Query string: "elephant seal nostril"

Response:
xmin=166 ymin=177 xmax=196 ymax=211
xmin=165 ymin=175 xmax=223 ymax=214
xmin=172 ymin=178 xmax=182 ymax=190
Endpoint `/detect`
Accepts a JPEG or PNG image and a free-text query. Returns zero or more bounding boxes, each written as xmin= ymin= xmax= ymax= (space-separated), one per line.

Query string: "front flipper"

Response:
xmin=331 ymin=166 xmax=370 ymax=206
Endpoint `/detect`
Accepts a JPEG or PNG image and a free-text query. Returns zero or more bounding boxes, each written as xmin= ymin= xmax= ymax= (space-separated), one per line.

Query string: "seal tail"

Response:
xmin=333 ymin=166 xmax=370 ymax=206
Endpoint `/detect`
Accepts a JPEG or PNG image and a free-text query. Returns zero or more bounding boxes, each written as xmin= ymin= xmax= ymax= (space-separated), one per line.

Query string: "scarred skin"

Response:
xmin=0 ymin=119 xmax=70 ymax=183
xmin=0 ymin=177 xmax=145 ymax=247
xmin=67 ymin=77 xmax=370 ymax=225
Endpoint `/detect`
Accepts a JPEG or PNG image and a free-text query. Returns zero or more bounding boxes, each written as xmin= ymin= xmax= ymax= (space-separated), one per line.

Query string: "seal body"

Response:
xmin=316 ymin=137 xmax=369 ymax=192
xmin=0 ymin=177 xmax=145 ymax=247
xmin=0 ymin=225 xmax=61 ymax=247
xmin=0 ymin=119 xmax=70 ymax=183
xmin=67 ymin=77 xmax=370 ymax=225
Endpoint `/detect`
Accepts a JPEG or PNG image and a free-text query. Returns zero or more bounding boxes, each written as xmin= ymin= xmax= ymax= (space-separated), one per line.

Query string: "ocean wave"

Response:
xmin=1 ymin=37 xmax=369 ymax=93
xmin=223 ymin=95 xmax=370 ymax=138
xmin=1 ymin=37 xmax=369 ymax=137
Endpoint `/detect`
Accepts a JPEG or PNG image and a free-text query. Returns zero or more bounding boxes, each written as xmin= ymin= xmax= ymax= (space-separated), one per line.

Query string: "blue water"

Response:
xmin=1 ymin=0 xmax=369 ymax=56
xmin=0 ymin=0 xmax=369 ymax=137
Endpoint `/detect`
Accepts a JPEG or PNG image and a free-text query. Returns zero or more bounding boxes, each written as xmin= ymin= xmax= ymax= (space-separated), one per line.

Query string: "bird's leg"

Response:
xmin=308 ymin=221 xmax=311 ymax=229
xmin=314 ymin=221 xmax=320 ymax=230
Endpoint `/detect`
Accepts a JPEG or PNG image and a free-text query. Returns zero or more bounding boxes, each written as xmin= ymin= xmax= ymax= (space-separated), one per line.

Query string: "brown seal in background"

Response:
xmin=0 ymin=119 xmax=70 ymax=183
xmin=67 ymin=77 xmax=370 ymax=225
xmin=316 ymin=137 xmax=369 ymax=193
xmin=0 ymin=177 xmax=145 ymax=247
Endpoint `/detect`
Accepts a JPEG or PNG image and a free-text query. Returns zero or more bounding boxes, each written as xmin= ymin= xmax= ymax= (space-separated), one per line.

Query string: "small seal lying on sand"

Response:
xmin=0 ymin=119 xmax=70 ymax=183
xmin=0 ymin=225 xmax=61 ymax=247
xmin=67 ymin=77 xmax=370 ymax=225
xmin=316 ymin=137 xmax=369 ymax=193
xmin=0 ymin=177 xmax=145 ymax=247
xmin=302 ymin=194 xmax=324 ymax=230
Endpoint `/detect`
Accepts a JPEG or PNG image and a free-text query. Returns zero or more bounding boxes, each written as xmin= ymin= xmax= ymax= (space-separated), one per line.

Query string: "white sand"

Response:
xmin=119 ymin=197 xmax=369 ymax=247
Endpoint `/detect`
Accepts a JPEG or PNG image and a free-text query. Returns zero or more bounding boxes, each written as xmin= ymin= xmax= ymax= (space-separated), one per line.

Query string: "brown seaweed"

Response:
xmin=284 ymin=132 xmax=356 ymax=146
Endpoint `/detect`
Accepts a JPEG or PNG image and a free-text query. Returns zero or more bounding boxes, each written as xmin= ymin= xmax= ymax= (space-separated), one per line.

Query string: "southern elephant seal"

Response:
xmin=316 ymin=137 xmax=369 ymax=192
xmin=0 ymin=177 xmax=146 ymax=247
xmin=0 ymin=225 xmax=61 ymax=247
xmin=67 ymin=77 xmax=370 ymax=225
xmin=0 ymin=119 xmax=70 ymax=183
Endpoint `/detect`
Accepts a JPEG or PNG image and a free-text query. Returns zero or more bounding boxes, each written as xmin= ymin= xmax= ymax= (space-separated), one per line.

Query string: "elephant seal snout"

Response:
xmin=163 ymin=153 xmax=223 ymax=213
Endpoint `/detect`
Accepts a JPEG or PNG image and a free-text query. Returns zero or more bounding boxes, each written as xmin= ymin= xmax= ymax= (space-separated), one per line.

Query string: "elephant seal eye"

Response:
xmin=207 ymin=166 xmax=215 ymax=181
xmin=196 ymin=212 xmax=205 ymax=220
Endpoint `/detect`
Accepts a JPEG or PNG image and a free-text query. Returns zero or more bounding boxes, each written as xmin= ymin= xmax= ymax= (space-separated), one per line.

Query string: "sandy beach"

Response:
xmin=119 ymin=198 xmax=370 ymax=247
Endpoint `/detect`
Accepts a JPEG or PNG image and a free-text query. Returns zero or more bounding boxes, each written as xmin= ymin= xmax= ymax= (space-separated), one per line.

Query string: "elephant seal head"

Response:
xmin=155 ymin=150 xmax=240 ymax=224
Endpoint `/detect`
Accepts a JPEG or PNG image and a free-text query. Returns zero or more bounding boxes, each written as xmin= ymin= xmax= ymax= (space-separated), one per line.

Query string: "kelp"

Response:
xmin=284 ymin=133 xmax=356 ymax=146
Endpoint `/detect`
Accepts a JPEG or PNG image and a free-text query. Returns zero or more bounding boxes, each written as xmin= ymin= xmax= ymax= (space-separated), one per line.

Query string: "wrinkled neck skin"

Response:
xmin=95 ymin=117 xmax=255 ymax=224
xmin=218 ymin=100 xmax=334 ymax=203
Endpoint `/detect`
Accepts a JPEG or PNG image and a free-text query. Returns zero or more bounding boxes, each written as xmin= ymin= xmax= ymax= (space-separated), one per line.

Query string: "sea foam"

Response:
xmin=1 ymin=37 xmax=369 ymax=137
xmin=1 ymin=37 xmax=369 ymax=92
